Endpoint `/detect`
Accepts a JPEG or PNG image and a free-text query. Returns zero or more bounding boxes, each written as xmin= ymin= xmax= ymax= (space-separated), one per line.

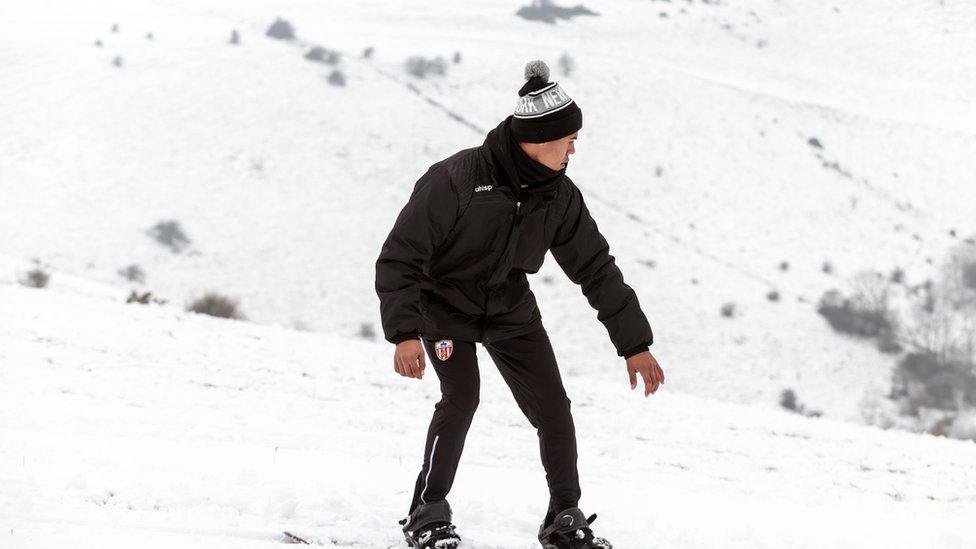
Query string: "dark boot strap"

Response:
xmin=401 ymin=500 xmax=453 ymax=534
xmin=540 ymin=507 xmax=593 ymax=539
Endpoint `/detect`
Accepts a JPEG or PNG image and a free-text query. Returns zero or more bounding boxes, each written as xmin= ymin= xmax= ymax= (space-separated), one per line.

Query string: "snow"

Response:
xmin=2 ymin=0 xmax=976 ymax=546
xmin=2 ymin=277 xmax=976 ymax=547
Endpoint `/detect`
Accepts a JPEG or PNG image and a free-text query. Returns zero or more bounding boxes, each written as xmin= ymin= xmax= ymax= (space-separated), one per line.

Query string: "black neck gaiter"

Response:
xmin=485 ymin=116 xmax=565 ymax=195
xmin=509 ymin=126 xmax=564 ymax=189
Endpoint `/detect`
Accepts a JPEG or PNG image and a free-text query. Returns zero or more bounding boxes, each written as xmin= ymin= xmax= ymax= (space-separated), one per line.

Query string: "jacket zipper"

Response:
xmin=480 ymin=198 xmax=522 ymax=342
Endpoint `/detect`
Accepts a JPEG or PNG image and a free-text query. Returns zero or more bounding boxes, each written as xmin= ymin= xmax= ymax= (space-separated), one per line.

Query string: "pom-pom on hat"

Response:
xmin=510 ymin=60 xmax=582 ymax=143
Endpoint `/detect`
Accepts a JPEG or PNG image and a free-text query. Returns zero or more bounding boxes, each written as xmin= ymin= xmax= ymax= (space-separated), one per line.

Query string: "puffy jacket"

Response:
xmin=374 ymin=117 xmax=654 ymax=358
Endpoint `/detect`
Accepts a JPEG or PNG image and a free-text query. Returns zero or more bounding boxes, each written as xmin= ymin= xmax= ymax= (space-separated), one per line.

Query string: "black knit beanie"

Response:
xmin=509 ymin=60 xmax=583 ymax=143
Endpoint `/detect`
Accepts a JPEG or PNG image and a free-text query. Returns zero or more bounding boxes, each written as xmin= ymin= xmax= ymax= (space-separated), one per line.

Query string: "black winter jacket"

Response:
xmin=374 ymin=116 xmax=654 ymax=358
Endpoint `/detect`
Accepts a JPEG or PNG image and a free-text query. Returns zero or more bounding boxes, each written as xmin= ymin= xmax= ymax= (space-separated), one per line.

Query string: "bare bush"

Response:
xmin=21 ymin=268 xmax=50 ymax=288
xmin=817 ymin=270 xmax=895 ymax=340
xmin=187 ymin=292 xmax=245 ymax=320
xmin=900 ymin=251 xmax=976 ymax=366
xmin=127 ymin=290 xmax=166 ymax=305
xmin=848 ymin=270 xmax=891 ymax=315
xmin=878 ymin=244 xmax=976 ymax=439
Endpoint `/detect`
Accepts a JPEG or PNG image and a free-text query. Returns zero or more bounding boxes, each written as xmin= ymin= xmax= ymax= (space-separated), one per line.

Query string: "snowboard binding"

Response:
xmin=537 ymin=507 xmax=612 ymax=549
xmin=398 ymin=500 xmax=461 ymax=549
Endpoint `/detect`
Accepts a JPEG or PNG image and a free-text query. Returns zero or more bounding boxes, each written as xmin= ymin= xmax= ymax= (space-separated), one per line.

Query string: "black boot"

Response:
xmin=537 ymin=507 xmax=612 ymax=549
xmin=398 ymin=500 xmax=461 ymax=549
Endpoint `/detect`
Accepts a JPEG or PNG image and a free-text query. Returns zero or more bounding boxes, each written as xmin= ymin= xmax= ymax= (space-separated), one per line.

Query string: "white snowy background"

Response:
xmin=2 ymin=0 xmax=975 ymax=547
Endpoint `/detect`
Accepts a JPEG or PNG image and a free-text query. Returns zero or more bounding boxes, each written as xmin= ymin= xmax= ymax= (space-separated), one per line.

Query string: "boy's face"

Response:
xmin=520 ymin=131 xmax=578 ymax=171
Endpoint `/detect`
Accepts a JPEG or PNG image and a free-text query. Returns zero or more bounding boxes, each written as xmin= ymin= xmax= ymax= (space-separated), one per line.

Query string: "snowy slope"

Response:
xmin=1 ymin=1 xmax=974 ymax=430
xmin=2 ymin=279 xmax=976 ymax=548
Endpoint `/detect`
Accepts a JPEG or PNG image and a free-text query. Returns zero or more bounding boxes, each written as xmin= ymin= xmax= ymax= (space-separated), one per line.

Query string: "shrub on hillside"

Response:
xmin=779 ymin=389 xmax=822 ymax=418
xmin=963 ymin=261 xmax=976 ymax=291
xmin=817 ymin=270 xmax=895 ymax=339
xmin=357 ymin=322 xmax=376 ymax=340
xmin=817 ymin=288 xmax=892 ymax=338
xmin=864 ymin=243 xmax=976 ymax=440
xmin=327 ymin=69 xmax=346 ymax=87
xmin=147 ymin=220 xmax=191 ymax=253
xmin=305 ymin=45 xmax=340 ymax=65
xmin=901 ymin=248 xmax=976 ymax=356
xmin=890 ymin=352 xmax=976 ymax=415
xmin=876 ymin=329 xmax=903 ymax=355
xmin=405 ymin=55 xmax=447 ymax=78
xmin=266 ymin=17 xmax=295 ymax=40
xmin=187 ymin=292 xmax=245 ymax=320
xmin=20 ymin=268 xmax=50 ymax=288
xmin=516 ymin=0 xmax=599 ymax=24
xmin=127 ymin=290 xmax=166 ymax=305
xmin=118 ymin=264 xmax=146 ymax=284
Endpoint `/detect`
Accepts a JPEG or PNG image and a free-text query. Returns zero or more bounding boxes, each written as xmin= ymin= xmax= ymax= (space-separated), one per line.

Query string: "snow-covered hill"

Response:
xmin=2 ymin=279 xmax=976 ymax=548
xmin=2 ymin=3 xmax=976 ymax=544
xmin=2 ymin=0 xmax=974 ymax=424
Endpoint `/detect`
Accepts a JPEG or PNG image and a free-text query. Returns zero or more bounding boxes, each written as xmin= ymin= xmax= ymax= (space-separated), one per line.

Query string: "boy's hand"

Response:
xmin=626 ymin=350 xmax=665 ymax=397
xmin=394 ymin=339 xmax=426 ymax=379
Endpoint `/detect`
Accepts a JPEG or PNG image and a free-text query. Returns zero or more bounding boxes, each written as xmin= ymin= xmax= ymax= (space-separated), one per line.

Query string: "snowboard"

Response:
xmin=282 ymin=531 xmax=312 ymax=545
xmin=282 ymin=530 xmax=403 ymax=548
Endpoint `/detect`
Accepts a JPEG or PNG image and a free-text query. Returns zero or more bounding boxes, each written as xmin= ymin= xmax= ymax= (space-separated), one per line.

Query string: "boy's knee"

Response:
xmin=443 ymin=391 xmax=480 ymax=413
xmin=538 ymin=393 xmax=572 ymax=422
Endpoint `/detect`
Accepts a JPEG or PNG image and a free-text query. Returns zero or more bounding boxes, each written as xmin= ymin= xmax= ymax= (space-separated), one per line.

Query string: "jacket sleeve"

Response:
xmin=549 ymin=179 xmax=654 ymax=358
xmin=375 ymin=163 xmax=459 ymax=345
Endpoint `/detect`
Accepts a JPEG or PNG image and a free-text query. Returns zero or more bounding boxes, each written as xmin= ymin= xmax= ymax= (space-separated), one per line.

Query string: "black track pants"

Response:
xmin=407 ymin=326 xmax=581 ymax=521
